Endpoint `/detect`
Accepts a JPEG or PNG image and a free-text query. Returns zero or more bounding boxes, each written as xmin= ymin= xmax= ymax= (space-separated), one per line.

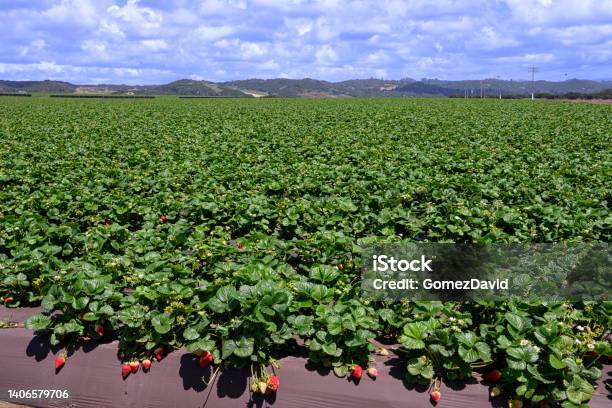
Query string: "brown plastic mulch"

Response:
xmin=1 ymin=306 xmax=610 ymax=408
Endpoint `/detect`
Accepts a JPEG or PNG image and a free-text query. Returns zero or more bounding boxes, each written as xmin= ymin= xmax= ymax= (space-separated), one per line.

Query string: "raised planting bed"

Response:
xmin=48 ymin=95 xmax=155 ymax=99
xmin=1 ymin=307 xmax=610 ymax=408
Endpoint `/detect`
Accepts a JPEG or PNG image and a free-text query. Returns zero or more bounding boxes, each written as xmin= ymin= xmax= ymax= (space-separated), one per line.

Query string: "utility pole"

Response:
xmin=528 ymin=66 xmax=538 ymax=100
xmin=496 ymin=75 xmax=501 ymax=99
xmin=480 ymin=80 xmax=483 ymax=98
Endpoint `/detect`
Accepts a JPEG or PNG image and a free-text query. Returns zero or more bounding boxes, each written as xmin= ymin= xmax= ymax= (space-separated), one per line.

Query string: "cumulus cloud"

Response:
xmin=0 ymin=0 xmax=610 ymax=82
xmin=140 ymin=39 xmax=169 ymax=51
xmin=315 ymin=45 xmax=338 ymax=65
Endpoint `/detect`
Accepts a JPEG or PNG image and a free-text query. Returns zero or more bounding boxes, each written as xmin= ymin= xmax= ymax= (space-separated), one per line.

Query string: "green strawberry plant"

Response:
xmin=0 ymin=97 xmax=610 ymax=405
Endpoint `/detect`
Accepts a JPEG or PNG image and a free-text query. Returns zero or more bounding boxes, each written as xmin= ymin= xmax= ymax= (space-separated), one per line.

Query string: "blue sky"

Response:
xmin=1 ymin=0 xmax=611 ymax=84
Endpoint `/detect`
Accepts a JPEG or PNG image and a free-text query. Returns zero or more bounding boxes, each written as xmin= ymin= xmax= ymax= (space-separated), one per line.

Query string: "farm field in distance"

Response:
xmin=0 ymin=97 xmax=610 ymax=407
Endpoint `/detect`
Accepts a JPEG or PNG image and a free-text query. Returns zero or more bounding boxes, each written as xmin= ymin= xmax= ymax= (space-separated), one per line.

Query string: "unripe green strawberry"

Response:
xmin=490 ymin=386 xmax=502 ymax=397
xmin=508 ymin=399 xmax=523 ymax=408
xmin=258 ymin=381 xmax=267 ymax=394
xmin=367 ymin=367 xmax=378 ymax=378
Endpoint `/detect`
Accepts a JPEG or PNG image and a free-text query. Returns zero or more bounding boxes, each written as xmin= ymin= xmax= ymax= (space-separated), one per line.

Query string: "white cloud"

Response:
xmin=260 ymin=59 xmax=280 ymax=70
xmin=81 ymin=40 xmax=107 ymax=56
xmin=315 ymin=44 xmax=338 ymax=65
xmin=418 ymin=17 xmax=473 ymax=34
xmin=553 ymin=24 xmax=612 ymax=45
xmin=363 ymin=50 xmax=390 ymax=65
xmin=113 ymin=67 xmax=140 ymax=77
xmin=43 ymin=0 xmax=100 ymax=26
xmin=467 ymin=26 xmax=519 ymax=50
xmin=494 ymin=53 xmax=555 ymax=64
xmin=199 ymin=0 xmax=248 ymax=14
xmin=0 ymin=61 xmax=172 ymax=84
xmin=1 ymin=0 xmax=610 ymax=82
xmin=140 ymin=39 xmax=169 ymax=51
xmin=214 ymin=38 xmax=241 ymax=48
xmin=37 ymin=61 xmax=64 ymax=73
xmin=525 ymin=53 xmax=555 ymax=62
xmin=240 ymin=42 xmax=268 ymax=59
xmin=107 ymin=0 xmax=162 ymax=31
xmin=194 ymin=25 xmax=236 ymax=41
xmin=502 ymin=0 xmax=612 ymax=25
xmin=284 ymin=18 xmax=313 ymax=36
xmin=99 ymin=20 xmax=125 ymax=40
xmin=18 ymin=39 xmax=46 ymax=57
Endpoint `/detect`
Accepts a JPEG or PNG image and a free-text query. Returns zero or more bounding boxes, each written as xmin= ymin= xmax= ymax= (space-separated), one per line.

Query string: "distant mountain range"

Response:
xmin=1 ymin=78 xmax=610 ymax=97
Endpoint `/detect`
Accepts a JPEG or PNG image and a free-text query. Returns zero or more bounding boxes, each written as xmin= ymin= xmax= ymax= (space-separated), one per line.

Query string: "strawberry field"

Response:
xmin=0 ymin=96 xmax=610 ymax=407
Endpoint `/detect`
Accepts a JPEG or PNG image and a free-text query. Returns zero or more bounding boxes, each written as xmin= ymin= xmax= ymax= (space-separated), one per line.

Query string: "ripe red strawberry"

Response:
xmin=337 ymin=263 xmax=344 ymax=270
xmin=54 ymin=355 xmax=66 ymax=370
xmin=431 ymin=389 xmax=441 ymax=403
xmin=367 ymin=367 xmax=378 ymax=378
xmin=237 ymin=242 xmax=245 ymax=250
xmin=351 ymin=365 xmax=363 ymax=379
xmin=3 ymin=296 xmax=13 ymax=303
xmin=121 ymin=363 xmax=131 ymax=378
xmin=129 ymin=361 xmax=139 ymax=373
xmin=199 ymin=351 xmax=213 ymax=367
xmin=267 ymin=375 xmax=280 ymax=392
xmin=142 ymin=359 xmax=151 ymax=371
xmin=154 ymin=347 xmax=165 ymax=361
xmin=95 ymin=324 xmax=104 ymax=337
xmin=485 ymin=369 xmax=502 ymax=382
xmin=159 ymin=215 xmax=168 ymax=221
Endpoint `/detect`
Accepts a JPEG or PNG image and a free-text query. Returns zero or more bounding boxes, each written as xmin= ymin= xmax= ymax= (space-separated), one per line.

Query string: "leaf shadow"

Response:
xmin=216 ymin=365 xmax=248 ymax=399
xmin=179 ymin=353 xmax=212 ymax=392
xmin=384 ymin=355 xmax=428 ymax=393
xmin=304 ymin=360 xmax=331 ymax=376
xmin=442 ymin=376 xmax=478 ymax=391
xmin=25 ymin=333 xmax=61 ymax=362
xmin=247 ymin=392 xmax=277 ymax=407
